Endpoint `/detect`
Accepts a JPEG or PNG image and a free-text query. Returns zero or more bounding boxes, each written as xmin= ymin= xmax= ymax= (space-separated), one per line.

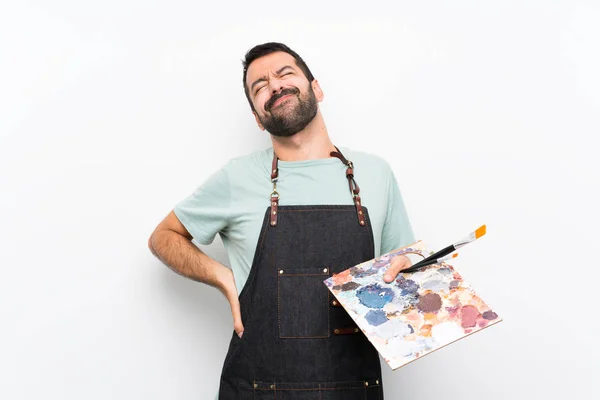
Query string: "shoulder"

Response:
xmin=338 ymin=147 xmax=393 ymax=174
xmin=210 ymin=148 xmax=273 ymax=193
xmin=336 ymin=147 xmax=399 ymax=197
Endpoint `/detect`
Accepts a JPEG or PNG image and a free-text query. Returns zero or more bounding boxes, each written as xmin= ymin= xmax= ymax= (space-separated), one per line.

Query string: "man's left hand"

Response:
xmin=383 ymin=255 xmax=412 ymax=283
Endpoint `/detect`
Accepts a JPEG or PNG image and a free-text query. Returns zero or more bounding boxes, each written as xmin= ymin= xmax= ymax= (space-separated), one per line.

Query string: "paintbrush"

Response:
xmin=401 ymin=225 xmax=486 ymax=274
xmin=400 ymin=253 xmax=459 ymax=274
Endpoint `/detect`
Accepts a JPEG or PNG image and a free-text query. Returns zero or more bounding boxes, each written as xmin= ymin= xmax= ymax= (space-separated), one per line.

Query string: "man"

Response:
xmin=148 ymin=42 xmax=415 ymax=399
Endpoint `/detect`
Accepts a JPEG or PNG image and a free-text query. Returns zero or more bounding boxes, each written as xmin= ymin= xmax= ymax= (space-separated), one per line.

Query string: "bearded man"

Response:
xmin=149 ymin=42 xmax=415 ymax=400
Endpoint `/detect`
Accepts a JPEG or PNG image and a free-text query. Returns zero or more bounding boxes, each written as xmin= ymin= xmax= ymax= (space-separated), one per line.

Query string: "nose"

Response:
xmin=269 ymin=78 xmax=285 ymax=94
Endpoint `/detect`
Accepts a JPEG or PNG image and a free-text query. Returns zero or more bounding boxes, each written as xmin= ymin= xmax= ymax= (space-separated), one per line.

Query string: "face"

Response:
xmin=246 ymin=51 xmax=323 ymax=137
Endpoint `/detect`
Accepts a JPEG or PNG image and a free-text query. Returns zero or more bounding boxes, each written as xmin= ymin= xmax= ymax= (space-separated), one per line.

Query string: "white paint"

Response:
xmin=387 ymin=335 xmax=423 ymax=358
xmin=431 ymin=322 xmax=465 ymax=345
xmin=377 ymin=319 xmax=414 ymax=340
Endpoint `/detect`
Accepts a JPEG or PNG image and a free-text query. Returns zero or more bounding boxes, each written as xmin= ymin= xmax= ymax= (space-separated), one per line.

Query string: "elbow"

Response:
xmin=148 ymin=233 xmax=158 ymax=257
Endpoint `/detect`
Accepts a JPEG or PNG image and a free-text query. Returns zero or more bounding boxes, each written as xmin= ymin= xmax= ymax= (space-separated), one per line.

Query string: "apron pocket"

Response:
xmin=277 ymin=267 xmax=330 ymax=338
xmin=253 ymin=379 xmax=381 ymax=400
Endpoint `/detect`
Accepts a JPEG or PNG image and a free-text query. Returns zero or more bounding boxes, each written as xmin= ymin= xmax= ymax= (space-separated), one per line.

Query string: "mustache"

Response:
xmin=265 ymin=87 xmax=300 ymax=112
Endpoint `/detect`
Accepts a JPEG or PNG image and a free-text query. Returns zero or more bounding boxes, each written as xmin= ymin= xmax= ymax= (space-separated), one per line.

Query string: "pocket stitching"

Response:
xmin=278 ymin=270 xmax=330 ymax=339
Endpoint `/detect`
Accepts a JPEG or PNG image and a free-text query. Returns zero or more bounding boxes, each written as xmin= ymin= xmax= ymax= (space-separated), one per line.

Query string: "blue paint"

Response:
xmin=365 ymin=310 xmax=388 ymax=326
xmin=356 ymin=284 xmax=395 ymax=308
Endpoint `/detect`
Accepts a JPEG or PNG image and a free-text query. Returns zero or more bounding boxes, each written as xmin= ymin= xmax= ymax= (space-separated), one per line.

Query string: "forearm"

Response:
xmin=149 ymin=229 xmax=231 ymax=293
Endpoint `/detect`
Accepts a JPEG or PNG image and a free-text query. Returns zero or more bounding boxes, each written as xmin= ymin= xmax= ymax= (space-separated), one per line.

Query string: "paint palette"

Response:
xmin=324 ymin=241 xmax=502 ymax=370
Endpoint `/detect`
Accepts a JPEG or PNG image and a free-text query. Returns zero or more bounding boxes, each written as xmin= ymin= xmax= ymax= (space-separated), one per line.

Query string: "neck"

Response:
xmin=270 ymin=111 xmax=336 ymax=161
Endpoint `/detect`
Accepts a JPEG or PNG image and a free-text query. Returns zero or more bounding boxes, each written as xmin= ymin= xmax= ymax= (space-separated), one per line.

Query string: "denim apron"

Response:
xmin=218 ymin=148 xmax=383 ymax=399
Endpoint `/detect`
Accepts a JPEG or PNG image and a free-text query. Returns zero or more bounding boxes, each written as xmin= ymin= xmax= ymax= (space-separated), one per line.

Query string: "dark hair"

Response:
xmin=242 ymin=42 xmax=315 ymax=111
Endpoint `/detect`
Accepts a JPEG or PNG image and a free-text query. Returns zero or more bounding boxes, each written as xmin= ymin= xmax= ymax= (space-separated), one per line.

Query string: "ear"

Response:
xmin=253 ymin=111 xmax=265 ymax=130
xmin=311 ymin=79 xmax=324 ymax=102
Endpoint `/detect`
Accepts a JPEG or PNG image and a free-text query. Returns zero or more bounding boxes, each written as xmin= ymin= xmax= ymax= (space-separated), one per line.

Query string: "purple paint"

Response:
xmin=349 ymin=266 xmax=378 ymax=278
xmin=416 ymin=293 xmax=442 ymax=313
xmin=396 ymin=277 xmax=419 ymax=295
xmin=333 ymin=282 xmax=361 ymax=292
xmin=482 ymin=310 xmax=498 ymax=320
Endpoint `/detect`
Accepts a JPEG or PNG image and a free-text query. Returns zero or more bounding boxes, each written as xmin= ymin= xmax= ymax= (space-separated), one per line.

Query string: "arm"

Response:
xmin=149 ymin=210 xmax=229 ymax=288
xmin=148 ymin=211 xmax=245 ymax=336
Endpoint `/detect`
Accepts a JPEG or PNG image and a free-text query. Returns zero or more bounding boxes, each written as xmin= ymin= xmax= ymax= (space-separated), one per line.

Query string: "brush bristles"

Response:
xmin=475 ymin=224 xmax=486 ymax=239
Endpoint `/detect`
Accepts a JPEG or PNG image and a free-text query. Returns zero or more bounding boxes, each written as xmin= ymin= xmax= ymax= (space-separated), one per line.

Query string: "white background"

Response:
xmin=1 ymin=1 xmax=599 ymax=399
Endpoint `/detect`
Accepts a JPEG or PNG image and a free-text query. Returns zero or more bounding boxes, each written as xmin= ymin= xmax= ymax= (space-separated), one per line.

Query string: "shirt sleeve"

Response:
xmin=381 ymin=168 xmax=415 ymax=254
xmin=173 ymin=167 xmax=231 ymax=245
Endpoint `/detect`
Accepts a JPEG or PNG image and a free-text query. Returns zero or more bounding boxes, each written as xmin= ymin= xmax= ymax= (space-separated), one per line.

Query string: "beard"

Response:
xmin=258 ymin=85 xmax=319 ymax=137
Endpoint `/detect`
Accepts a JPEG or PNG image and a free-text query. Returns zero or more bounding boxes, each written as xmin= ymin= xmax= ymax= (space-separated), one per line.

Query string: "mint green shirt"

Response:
xmin=174 ymin=147 xmax=415 ymax=296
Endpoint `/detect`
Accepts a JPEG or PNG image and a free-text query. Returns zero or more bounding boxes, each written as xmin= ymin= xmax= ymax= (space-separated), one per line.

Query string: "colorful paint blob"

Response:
xmin=324 ymin=240 xmax=502 ymax=370
xmin=356 ymin=284 xmax=395 ymax=308
xmin=417 ymin=293 xmax=443 ymax=313
xmin=333 ymin=281 xmax=361 ymax=292
xmin=365 ymin=310 xmax=388 ymax=326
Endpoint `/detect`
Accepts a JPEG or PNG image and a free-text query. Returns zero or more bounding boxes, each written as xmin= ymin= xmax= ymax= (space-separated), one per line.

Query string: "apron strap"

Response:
xmin=269 ymin=147 xmax=366 ymax=227
xmin=330 ymin=147 xmax=366 ymax=227
xmin=270 ymin=152 xmax=280 ymax=227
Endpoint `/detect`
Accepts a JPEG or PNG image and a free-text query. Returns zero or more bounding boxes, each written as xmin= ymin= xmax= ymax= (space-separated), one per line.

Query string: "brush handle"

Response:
xmin=400 ymin=260 xmax=438 ymax=274
xmin=399 ymin=245 xmax=456 ymax=274
xmin=418 ymin=245 xmax=455 ymax=265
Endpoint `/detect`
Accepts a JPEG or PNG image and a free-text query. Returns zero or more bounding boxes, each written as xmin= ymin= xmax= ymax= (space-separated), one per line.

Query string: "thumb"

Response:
xmin=384 ymin=255 xmax=410 ymax=283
